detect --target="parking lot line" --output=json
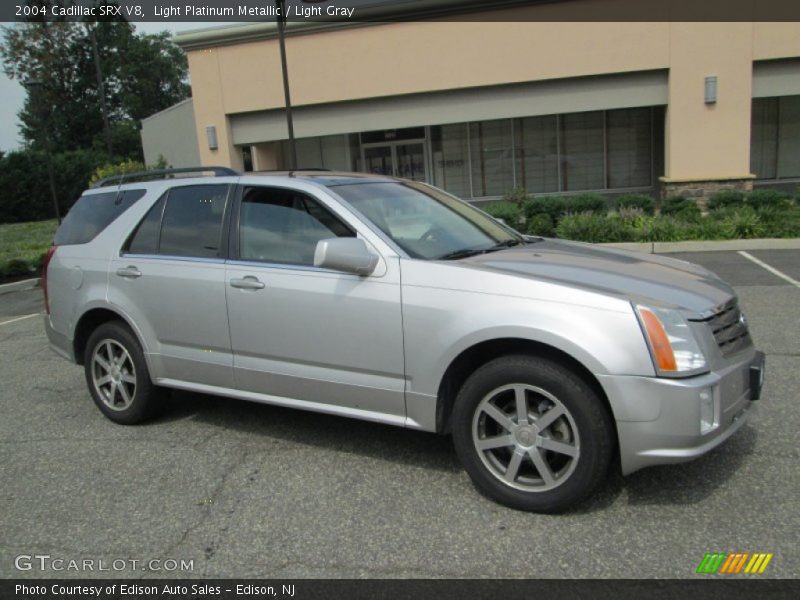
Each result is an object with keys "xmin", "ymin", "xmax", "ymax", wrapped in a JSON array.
[
  {"xmin": 738, "ymin": 251, "xmax": 800, "ymax": 288},
  {"xmin": 0, "ymin": 313, "xmax": 39, "ymax": 327}
]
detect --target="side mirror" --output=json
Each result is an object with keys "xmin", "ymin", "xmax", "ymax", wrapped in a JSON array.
[{"xmin": 313, "ymin": 238, "xmax": 379, "ymax": 276}]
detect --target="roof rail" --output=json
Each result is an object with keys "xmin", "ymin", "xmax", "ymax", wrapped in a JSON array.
[{"xmin": 91, "ymin": 166, "xmax": 240, "ymax": 188}]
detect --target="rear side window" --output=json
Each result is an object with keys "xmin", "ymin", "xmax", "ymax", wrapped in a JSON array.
[
  {"xmin": 124, "ymin": 185, "xmax": 229, "ymax": 258},
  {"xmin": 53, "ymin": 189, "xmax": 146, "ymax": 246}
]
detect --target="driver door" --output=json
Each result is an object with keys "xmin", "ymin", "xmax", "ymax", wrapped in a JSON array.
[{"xmin": 224, "ymin": 185, "xmax": 406, "ymax": 422}]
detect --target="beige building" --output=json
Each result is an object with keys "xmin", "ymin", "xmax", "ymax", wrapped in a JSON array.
[{"xmin": 145, "ymin": 1, "xmax": 800, "ymax": 201}]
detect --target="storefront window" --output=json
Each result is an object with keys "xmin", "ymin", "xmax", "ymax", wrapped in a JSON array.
[
  {"xmin": 560, "ymin": 111, "xmax": 605, "ymax": 191},
  {"xmin": 777, "ymin": 96, "xmax": 800, "ymax": 178},
  {"xmin": 514, "ymin": 115, "xmax": 559, "ymax": 193},
  {"xmin": 282, "ymin": 107, "xmax": 662, "ymax": 198},
  {"xmin": 751, "ymin": 95, "xmax": 800, "ymax": 179},
  {"xmin": 607, "ymin": 108, "xmax": 652, "ymax": 188},
  {"xmin": 431, "ymin": 123, "xmax": 470, "ymax": 198},
  {"xmin": 470, "ymin": 120, "xmax": 514, "ymax": 197}
]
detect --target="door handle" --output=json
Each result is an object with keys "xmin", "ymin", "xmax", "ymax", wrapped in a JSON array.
[
  {"xmin": 230, "ymin": 276, "xmax": 265, "ymax": 290},
  {"xmin": 116, "ymin": 266, "xmax": 141, "ymax": 279}
]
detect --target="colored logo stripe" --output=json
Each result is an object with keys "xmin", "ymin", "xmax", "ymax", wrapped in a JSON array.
[
  {"xmin": 744, "ymin": 553, "xmax": 774, "ymax": 574},
  {"xmin": 697, "ymin": 553, "xmax": 726, "ymax": 574},
  {"xmin": 697, "ymin": 552, "xmax": 773, "ymax": 574}
]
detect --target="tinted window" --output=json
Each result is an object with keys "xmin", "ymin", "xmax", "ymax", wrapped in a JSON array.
[
  {"xmin": 239, "ymin": 187, "xmax": 354, "ymax": 266},
  {"xmin": 158, "ymin": 185, "xmax": 228, "ymax": 258},
  {"xmin": 125, "ymin": 195, "xmax": 166, "ymax": 255},
  {"xmin": 54, "ymin": 189, "xmax": 146, "ymax": 246}
]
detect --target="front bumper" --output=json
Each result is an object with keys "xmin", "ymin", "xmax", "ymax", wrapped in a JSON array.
[{"xmin": 598, "ymin": 349, "xmax": 765, "ymax": 475}]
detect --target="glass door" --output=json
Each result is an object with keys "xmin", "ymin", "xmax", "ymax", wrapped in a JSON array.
[
  {"xmin": 363, "ymin": 145, "xmax": 394, "ymax": 176},
  {"xmin": 395, "ymin": 142, "xmax": 426, "ymax": 181},
  {"xmin": 361, "ymin": 141, "xmax": 428, "ymax": 181}
]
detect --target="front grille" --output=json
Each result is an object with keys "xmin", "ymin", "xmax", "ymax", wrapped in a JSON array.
[{"xmin": 702, "ymin": 298, "xmax": 751, "ymax": 357}]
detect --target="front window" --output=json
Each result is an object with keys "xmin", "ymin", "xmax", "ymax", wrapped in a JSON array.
[{"xmin": 330, "ymin": 181, "xmax": 523, "ymax": 260}]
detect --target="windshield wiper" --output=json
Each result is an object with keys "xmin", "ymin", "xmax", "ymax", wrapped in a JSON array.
[
  {"xmin": 436, "ymin": 247, "xmax": 489, "ymax": 260},
  {"xmin": 436, "ymin": 239, "xmax": 524, "ymax": 261},
  {"xmin": 488, "ymin": 239, "xmax": 524, "ymax": 250}
]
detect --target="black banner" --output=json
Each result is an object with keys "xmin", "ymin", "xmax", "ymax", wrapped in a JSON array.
[
  {"xmin": 2, "ymin": 579, "xmax": 799, "ymax": 600},
  {"xmin": 4, "ymin": 0, "xmax": 800, "ymax": 23}
]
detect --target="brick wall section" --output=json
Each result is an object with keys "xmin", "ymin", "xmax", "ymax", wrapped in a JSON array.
[{"xmin": 661, "ymin": 178, "xmax": 755, "ymax": 210}]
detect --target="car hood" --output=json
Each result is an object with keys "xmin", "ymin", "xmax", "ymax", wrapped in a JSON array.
[{"xmin": 460, "ymin": 239, "xmax": 734, "ymax": 314}]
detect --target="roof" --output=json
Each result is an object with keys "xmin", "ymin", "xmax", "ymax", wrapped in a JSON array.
[{"xmin": 244, "ymin": 170, "xmax": 397, "ymax": 186}]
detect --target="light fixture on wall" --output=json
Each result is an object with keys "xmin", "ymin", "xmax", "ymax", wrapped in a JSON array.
[
  {"xmin": 704, "ymin": 76, "xmax": 718, "ymax": 104},
  {"xmin": 206, "ymin": 126, "xmax": 218, "ymax": 150}
]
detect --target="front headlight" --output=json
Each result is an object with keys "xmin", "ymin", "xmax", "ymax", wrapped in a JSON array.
[{"xmin": 634, "ymin": 304, "xmax": 708, "ymax": 377}]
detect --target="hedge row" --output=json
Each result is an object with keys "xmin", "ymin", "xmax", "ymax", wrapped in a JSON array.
[{"xmin": 481, "ymin": 189, "xmax": 800, "ymax": 242}]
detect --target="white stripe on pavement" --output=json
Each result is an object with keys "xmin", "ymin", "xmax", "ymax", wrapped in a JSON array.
[
  {"xmin": 738, "ymin": 251, "xmax": 800, "ymax": 288},
  {"xmin": 0, "ymin": 313, "xmax": 40, "ymax": 327}
]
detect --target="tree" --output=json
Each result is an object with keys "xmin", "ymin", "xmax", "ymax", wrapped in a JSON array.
[{"xmin": 1, "ymin": 4, "xmax": 190, "ymax": 160}]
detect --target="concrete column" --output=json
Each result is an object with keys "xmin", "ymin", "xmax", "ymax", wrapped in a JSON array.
[
  {"xmin": 188, "ymin": 49, "xmax": 244, "ymax": 170},
  {"xmin": 662, "ymin": 23, "xmax": 755, "ymax": 202}
]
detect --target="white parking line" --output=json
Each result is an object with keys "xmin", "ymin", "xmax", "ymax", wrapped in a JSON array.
[
  {"xmin": 0, "ymin": 313, "xmax": 40, "ymax": 327},
  {"xmin": 738, "ymin": 251, "xmax": 800, "ymax": 288}
]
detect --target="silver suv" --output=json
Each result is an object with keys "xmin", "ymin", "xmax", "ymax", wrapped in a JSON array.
[{"xmin": 44, "ymin": 169, "xmax": 765, "ymax": 512}]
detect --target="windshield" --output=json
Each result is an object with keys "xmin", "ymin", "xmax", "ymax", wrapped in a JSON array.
[{"xmin": 330, "ymin": 181, "xmax": 523, "ymax": 259}]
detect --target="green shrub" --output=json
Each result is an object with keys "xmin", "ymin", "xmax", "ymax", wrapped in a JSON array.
[
  {"xmin": 615, "ymin": 194, "xmax": 655, "ymax": 215},
  {"xmin": 524, "ymin": 193, "xmax": 608, "ymax": 224},
  {"xmin": 707, "ymin": 190, "xmax": 746, "ymax": 210},
  {"xmin": 641, "ymin": 216, "xmax": 693, "ymax": 242},
  {"xmin": 688, "ymin": 218, "xmax": 732, "ymax": 240},
  {"xmin": 89, "ymin": 159, "xmax": 147, "ymax": 187},
  {"xmin": 502, "ymin": 186, "xmax": 529, "ymax": 207},
  {"xmin": 660, "ymin": 196, "xmax": 702, "ymax": 222},
  {"xmin": 758, "ymin": 207, "xmax": 800, "ymax": 238},
  {"xmin": 482, "ymin": 201, "xmax": 522, "ymax": 227},
  {"xmin": 746, "ymin": 189, "xmax": 794, "ymax": 211},
  {"xmin": 718, "ymin": 206, "xmax": 765, "ymax": 239},
  {"xmin": 524, "ymin": 196, "xmax": 566, "ymax": 222},
  {"xmin": 526, "ymin": 213, "xmax": 555, "ymax": 237},
  {"xmin": 562, "ymin": 193, "xmax": 608, "ymax": 215},
  {"xmin": 616, "ymin": 207, "xmax": 650, "ymax": 229},
  {"xmin": 556, "ymin": 213, "xmax": 638, "ymax": 243},
  {"xmin": 0, "ymin": 148, "xmax": 107, "ymax": 223}
]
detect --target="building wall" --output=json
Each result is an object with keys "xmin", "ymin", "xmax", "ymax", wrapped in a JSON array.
[
  {"xmin": 140, "ymin": 98, "xmax": 201, "ymax": 168},
  {"xmin": 176, "ymin": 2, "xmax": 800, "ymax": 196}
]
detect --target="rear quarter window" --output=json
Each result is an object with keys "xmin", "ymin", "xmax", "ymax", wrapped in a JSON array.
[{"xmin": 53, "ymin": 189, "xmax": 146, "ymax": 246}]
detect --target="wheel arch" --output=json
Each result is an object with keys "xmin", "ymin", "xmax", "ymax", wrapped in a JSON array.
[
  {"xmin": 435, "ymin": 337, "xmax": 618, "ymax": 444},
  {"xmin": 72, "ymin": 305, "xmax": 148, "ymax": 368}
]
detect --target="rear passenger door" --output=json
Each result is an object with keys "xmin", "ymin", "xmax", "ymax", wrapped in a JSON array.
[{"xmin": 108, "ymin": 184, "xmax": 235, "ymax": 389}]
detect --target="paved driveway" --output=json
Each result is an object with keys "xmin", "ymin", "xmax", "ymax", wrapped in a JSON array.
[{"xmin": 0, "ymin": 250, "xmax": 797, "ymax": 579}]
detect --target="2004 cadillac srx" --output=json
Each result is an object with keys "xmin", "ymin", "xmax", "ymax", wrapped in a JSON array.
[{"xmin": 43, "ymin": 168, "xmax": 765, "ymax": 512}]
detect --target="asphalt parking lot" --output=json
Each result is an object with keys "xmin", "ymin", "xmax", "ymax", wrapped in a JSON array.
[{"xmin": 0, "ymin": 249, "xmax": 798, "ymax": 579}]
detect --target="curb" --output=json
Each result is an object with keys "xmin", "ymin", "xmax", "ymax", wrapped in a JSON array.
[
  {"xmin": 599, "ymin": 238, "xmax": 800, "ymax": 254},
  {"xmin": 0, "ymin": 278, "xmax": 40, "ymax": 296}
]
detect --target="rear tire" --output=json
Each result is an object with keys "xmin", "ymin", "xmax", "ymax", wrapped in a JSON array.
[
  {"xmin": 84, "ymin": 321, "xmax": 163, "ymax": 424},
  {"xmin": 452, "ymin": 354, "xmax": 613, "ymax": 512}
]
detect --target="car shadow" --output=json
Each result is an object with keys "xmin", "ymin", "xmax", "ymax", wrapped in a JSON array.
[
  {"xmin": 159, "ymin": 390, "xmax": 757, "ymax": 511},
  {"xmin": 161, "ymin": 389, "xmax": 463, "ymax": 474}
]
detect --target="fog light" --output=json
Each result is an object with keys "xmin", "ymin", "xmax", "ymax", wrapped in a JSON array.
[{"xmin": 699, "ymin": 388, "xmax": 718, "ymax": 434}]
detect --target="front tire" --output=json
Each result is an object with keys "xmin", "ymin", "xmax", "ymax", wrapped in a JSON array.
[
  {"xmin": 84, "ymin": 321, "xmax": 162, "ymax": 424},
  {"xmin": 452, "ymin": 355, "xmax": 613, "ymax": 512}
]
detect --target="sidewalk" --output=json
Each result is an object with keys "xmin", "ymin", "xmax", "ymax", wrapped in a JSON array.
[{"xmin": 599, "ymin": 238, "xmax": 800, "ymax": 254}]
